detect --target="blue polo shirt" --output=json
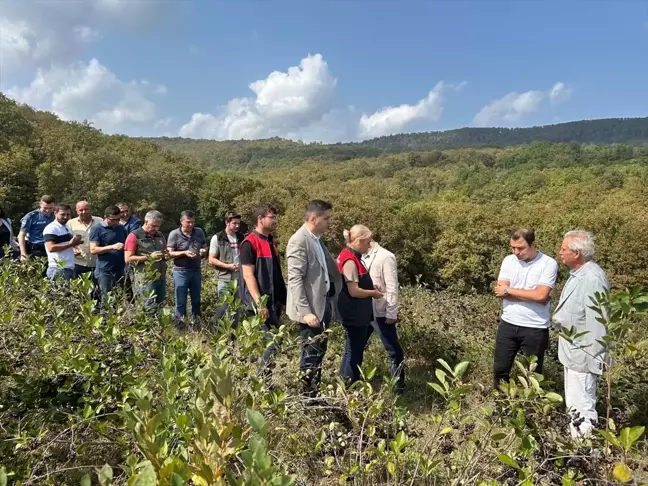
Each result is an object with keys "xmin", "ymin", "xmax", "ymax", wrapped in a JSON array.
[
  {"xmin": 89, "ymin": 223, "xmax": 127, "ymax": 274},
  {"xmin": 20, "ymin": 209, "xmax": 54, "ymax": 245},
  {"xmin": 121, "ymin": 215, "xmax": 141, "ymax": 235}
]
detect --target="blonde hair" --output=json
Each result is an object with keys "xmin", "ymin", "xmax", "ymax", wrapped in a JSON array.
[{"xmin": 343, "ymin": 224, "xmax": 372, "ymax": 244}]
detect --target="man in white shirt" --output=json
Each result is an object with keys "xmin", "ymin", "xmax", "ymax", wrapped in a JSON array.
[
  {"xmin": 43, "ymin": 204, "xmax": 83, "ymax": 281},
  {"xmin": 493, "ymin": 228, "xmax": 558, "ymax": 388}
]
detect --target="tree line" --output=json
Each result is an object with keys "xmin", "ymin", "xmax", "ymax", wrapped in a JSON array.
[{"xmin": 2, "ymin": 93, "xmax": 648, "ymax": 292}]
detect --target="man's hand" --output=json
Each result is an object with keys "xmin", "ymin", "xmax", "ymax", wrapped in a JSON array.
[
  {"xmin": 112, "ymin": 242, "xmax": 124, "ymax": 251},
  {"xmin": 73, "ymin": 246, "xmax": 82, "ymax": 256},
  {"xmin": 372, "ymin": 290, "xmax": 384, "ymax": 300},
  {"xmin": 71, "ymin": 235, "xmax": 83, "ymax": 246},
  {"xmin": 20, "ymin": 254, "xmax": 28, "ymax": 262},
  {"xmin": 150, "ymin": 251, "xmax": 164, "ymax": 261},
  {"xmin": 494, "ymin": 282, "xmax": 509, "ymax": 298},
  {"xmin": 385, "ymin": 318, "xmax": 397, "ymax": 324},
  {"xmin": 259, "ymin": 307, "xmax": 269, "ymax": 321},
  {"xmin": 163, "ymin": 249, "xmax": 171, "ymax": 260},
  {"xmin": 303, "ymin": 313, "xmax": 320, "ymax": 328},
  {"xmin": 228, "ymin": 263, "xmax": 240, "ymax": 272},
  {"xmin": 199, "ymin": 248, "xmax": 207, "ymax": 258},
  {"xmin": 186, "ymin": 250, "xmax": 198, "ymax": 259}
]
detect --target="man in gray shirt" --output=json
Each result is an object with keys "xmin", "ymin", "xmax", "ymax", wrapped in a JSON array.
[
  {"xmin": 167, "ymin": 210, "xmax": 207, "ymax": 324},
  {"xmin": 553, "ymin": 230, "xmax": 609, "ymax": 438}
]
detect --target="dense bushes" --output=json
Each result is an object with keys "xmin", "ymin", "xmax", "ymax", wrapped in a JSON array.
[{"xmin": 1, "ymin": 259, "xmax": 647, "ymax": 485}]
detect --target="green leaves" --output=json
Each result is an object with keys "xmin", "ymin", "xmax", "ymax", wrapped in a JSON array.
[
  {"xmin": 247, "ymin": 409, "xmax": 268, "ymax": 438},
  {"xmin": 497, "ymin": 454, "xmax": 520, "ymax": 470},
  {"xmin": 612, "ymin": 463, "xmax": 632, "ymax": 483}
]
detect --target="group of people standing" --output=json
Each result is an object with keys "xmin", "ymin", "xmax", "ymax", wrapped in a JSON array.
[
  {"xmin": 5, "ymin": 195, "xmax": 612, "ymax": 438},
  {"xmin": 9, "ymin": 196, "xmax": 406, "ymax": 395}
]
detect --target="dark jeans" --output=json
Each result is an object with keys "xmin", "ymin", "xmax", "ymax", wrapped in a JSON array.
[
  {"xmin": 366, "ymin": 317, "xmax": 406, "ymax": 392},
  {"xmin": 75, "ymin": 264, "xmax": 100, "ymax": 300},
  {"xmin": 255, "ymin": 301, "xmax": 283, "ymax": 378},
  {"xmin": 96, "ymin": 270, "xmax": 124, "ymax": 303},
  {"xmin": 299, "ymin": 301, "xmax": 332, "ymax": 396},
  {"xmin": 340, "ymin": 324, "xmax": 370, "ymax": 385},
  {"xmin": 173, "ymin": 269, "xmax": 202, "ymax": 321},
  {"xmin": 493, "ymin": 320, "xmax": 549, "ymax": 388}
]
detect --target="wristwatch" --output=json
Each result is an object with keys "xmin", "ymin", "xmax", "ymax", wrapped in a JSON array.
[{"xmin": 504, "ymin": 286, "xmax": 510, "ymax": 296}]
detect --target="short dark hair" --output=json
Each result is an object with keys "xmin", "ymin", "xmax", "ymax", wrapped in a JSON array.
[
  {"xmin": 180, "ymin": 210, "xmax": 195, "ymax": 220},
  {"xmin": 104, "ymin": 205, "xmax": 121, "ymax": 218},
  {"xmin": 40, "ymin": 195, "xmax": 55, "ymax": 205},
  {"xmin": 56, "ymin": 203, "xmax": 72, "ymax": 213},
  {"xmin": 304, "ymin": 200, "xmax": 332, "ymax": 219},
  {"xmin": 252, "ymin": 203, "xmax": 277, "ymax": 223},
  {"xmin": 116, "ymin": 202, "xmax": 128, "ymax": 208},
  {"xmin": 225, "ymin": 211, "xmax": 241, "ymax": 223},
  {"xmin": 510, "ymin": 228, "xmax": 535, "ymax": 246}
]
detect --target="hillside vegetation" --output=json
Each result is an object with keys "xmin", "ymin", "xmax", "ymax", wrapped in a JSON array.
[
  {"xmin": 3, "ymin": 94, "xmax": 648, "ymax": 291},
  {"xmin": 141, "ymin": 117, "xmax": 648, "ymax": 169},
  {"xmin": 1, "ymin": 94, "xmax": 648, "ymax": 485}
]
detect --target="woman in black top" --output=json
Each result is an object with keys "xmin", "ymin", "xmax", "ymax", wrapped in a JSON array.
[{"xmin": 336, "ymin": 225, "xmax": 383, "ymax": 384}]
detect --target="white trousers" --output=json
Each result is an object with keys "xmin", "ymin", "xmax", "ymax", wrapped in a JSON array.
[{"xmin": 564, "ymin": 367, "xmax": 598, "ymax": 438}]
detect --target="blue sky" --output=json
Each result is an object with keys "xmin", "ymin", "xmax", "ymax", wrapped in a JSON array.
[{"xmin": 1, "ymin": 0, "xmax": 647, "ymax": 141}]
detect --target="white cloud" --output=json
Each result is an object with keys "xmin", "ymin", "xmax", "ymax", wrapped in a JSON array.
[
  {"xmin": 179, "ymin": 54, "xmax": 338, "ymax": 140},
  {"xmin": 358, "ymin": 82, "xmax": 446, "ymax": 139},
  {"xmin": 7, "ymin": 59, "xmax": 163, "ymax": 135},
  {"xmin": 0, "ymin": 0, "xmax": 174, "ymax": 76},
  {"xmin": 473, "ymin": 82, "xmax": 571, "ymax": 127},
  {"xmin": 549, "ymin": 81, "xmax": 571, "ymax": 104}
]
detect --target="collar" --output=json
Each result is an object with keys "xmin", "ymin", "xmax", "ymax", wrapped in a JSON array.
[
  {"xmin": 305, "ymin": 225, "xmax": 321, "ymax": 240},
  {"xmin": 253, "ymin": 229, "xmax": 273, "ymax": 242},
  {"xmin": 76, "ymin": 217, "xmax": 95, "ymax": 225},
  {"xmin": 569, "ymin": 260, "xmax": 592, "ymax": 278},
  {"xmin": 180, "ymin": 227, "xmax": 195, "ymax": 237}
]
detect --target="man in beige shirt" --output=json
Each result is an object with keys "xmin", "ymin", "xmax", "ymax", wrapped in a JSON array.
[
  {"xmin": 68, "ymin": 201, "xmax": 103, "ymax": 286},
  {"xmin": 362, "ymin": 239, "xmax": 405, "ymax": 393}
]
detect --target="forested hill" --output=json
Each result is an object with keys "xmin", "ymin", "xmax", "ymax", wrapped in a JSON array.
[{"xmin": 142, "ymin": 117, "xmax": 648, "ymax": 168}]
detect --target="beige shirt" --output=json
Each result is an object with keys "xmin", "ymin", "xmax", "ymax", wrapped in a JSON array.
[{"xmin": 68, "ymin": 216, "xmax": 103, "ymax": 267}]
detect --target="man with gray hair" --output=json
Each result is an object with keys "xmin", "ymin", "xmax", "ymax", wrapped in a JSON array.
[
  {"xmin": 553, "ymin": 230, "xmax": 609, "ymax": 438},
  {"xmin": 124, "ymin": 210, "xmax": 169, "ymax": 314}
]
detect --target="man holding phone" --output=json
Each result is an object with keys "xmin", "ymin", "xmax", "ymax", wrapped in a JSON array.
[
  {"xmin": 209, "ymin": 211, "xmax": 245, "ymax": 323},
  {"xmin": 167, "ymin": 210, "xmax": 207, "ymax": 324},
  {"xmin": 43, "ymin": 204, "xmax": 83, "ymax": 281},
  {"xmin": 124, "ymin": 210, "xmax": 169, "ymax": 314}
]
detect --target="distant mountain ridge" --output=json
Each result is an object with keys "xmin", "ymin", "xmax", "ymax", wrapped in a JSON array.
[{"xmin": 142, "ymin": 117, "xmax": 648, "ymax": 168}]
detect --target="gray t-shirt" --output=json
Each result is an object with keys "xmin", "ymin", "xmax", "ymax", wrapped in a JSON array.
[{"xmin": 167, "ymin": 227, "xmax": 206, "ymax": 270}]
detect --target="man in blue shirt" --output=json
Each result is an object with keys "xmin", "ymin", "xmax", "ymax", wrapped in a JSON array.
[
  {"xmin": 116, "ymin": 202, "xmax": 142, "ymax": 302},
  {"xmin": 18, "ymin": 195, "xmax": 56, "ymax": 260},
  {"xmin": 89, "ymin": 206, "xmax": 128, "ymax": 302}
]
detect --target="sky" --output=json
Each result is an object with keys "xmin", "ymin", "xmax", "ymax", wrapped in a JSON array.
[{"xmin": 1, "ymin": 0, "xmax": 647, "ymax": 142}]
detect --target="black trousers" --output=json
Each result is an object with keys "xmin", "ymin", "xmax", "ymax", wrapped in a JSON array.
[
  {"xmin": 28, "ymin": 243, "xmax": 47, "ymax": 258},
  {"xmin": 298, "ymin": 301, "xmax": 332, "ymax": 396},
  {"xmin": 493, "ymin": 320, "xmax": 549, "ymax": 388}
]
